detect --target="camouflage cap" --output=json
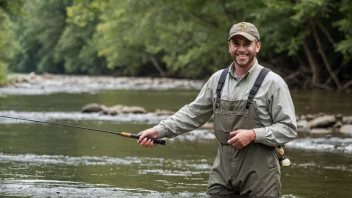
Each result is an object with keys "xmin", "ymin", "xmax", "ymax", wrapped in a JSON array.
[{"xmin": 228, "ymin": 22, "xmax": 260, "ymax": 42}]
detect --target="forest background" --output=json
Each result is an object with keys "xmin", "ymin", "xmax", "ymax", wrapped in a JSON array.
[{"xmin": 1, "ymin": 0, "xmax": 352, "ymax": 92}]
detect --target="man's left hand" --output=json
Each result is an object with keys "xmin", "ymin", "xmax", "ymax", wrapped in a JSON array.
[{"xmin": 228, "ymin": 129, "xmax": 256, "ymax": 149}]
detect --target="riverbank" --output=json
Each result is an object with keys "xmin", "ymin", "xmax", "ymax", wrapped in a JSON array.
[{"xmin": 0, "ymin": 73, "xmax": 204, "ymax": 95}]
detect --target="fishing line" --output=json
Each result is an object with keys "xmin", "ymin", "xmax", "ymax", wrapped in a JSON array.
[{"xmin": 0, "ymin": 115, "xmax": 165, "ymax": 145}]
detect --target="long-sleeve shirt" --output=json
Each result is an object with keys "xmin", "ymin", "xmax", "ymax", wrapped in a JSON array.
[{"xmin": 154, "ymin": 59, "xmax": 297, "ymax": 146}]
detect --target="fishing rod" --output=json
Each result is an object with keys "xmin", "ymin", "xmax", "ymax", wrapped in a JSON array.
[{"xmin": 0, "ymin": 115, "xmax": 165, "ymax": 145}]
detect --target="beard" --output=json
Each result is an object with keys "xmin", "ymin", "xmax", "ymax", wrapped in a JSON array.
[{"xmin": 231, "ymin": 52, "xmax": 256, "ymax": 68}]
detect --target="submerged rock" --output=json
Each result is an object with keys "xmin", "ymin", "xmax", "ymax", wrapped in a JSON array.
[
  {"xmin": 102, "ymin": 105, "xmax": 124, "ymax": 115},
  {"xmin": 343, "ymin": 116, "xmax": 352, "ymax": 124},
  {"xmin": 308, "ymin": 115, "xmax": 335, "ymax": 128},
  {"xmin": 121, "ymin": 106, "xmax": 146, "ymax": 114},
  {"xmin": 154, "ymin": 109, "xmax": 174, "ymax": 116},
  {"xmin": 310, "ymin": 128, "xmax": 332, "ymax": 134},
  {"xmin": 340, "ymin": 124, "xmax": 352, "ymax": 135},
  {"xmin": 81, "ymin": 103, "xmax": 105, "ymax": 113}
]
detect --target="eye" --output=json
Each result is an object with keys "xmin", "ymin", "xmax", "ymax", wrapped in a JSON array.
[
  {"xmin": 244, "ymin": 41, "xmax": 252, "ymax": 46},
  {"xmin": 232, "ymin": 41, "xmax": 240, "ymax": 46}
]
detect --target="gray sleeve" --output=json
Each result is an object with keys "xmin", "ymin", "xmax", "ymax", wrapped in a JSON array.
[
  {"xmin": 254, "ymin": 85, "xmax": 297, "ymax": 146},
  {"xmin": 154, "ymin": 80, "xmax": 214, "ymax": 139}
]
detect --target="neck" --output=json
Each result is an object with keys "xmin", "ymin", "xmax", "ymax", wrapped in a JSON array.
[{"xmin": 234, "ymin": 61, "xmax": 255, "ymax": 76}]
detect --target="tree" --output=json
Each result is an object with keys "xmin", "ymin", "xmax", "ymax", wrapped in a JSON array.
[
  {"xmin": 0, "ymin": 0, "xmax": 22, "ymax": 84},
  {"xmin": 11, "ymin": 0, "xmax": 70, "ymax": 73}
]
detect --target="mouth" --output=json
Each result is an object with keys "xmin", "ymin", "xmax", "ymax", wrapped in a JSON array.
[{"xmin": 237, "ymin": 54, "xmax": 248, "ymax": 57}]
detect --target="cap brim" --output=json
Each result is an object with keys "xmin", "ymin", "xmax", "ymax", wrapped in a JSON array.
[{"xmin": 228, "ymin": 32, "xmax": 256, "ymax": 41}]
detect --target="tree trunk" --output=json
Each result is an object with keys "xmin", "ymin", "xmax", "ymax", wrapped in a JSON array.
[
  {"xmin": 310, "ymin": 21, "xmax": 342, "ymax": 90},
  {"xmin": 151, "ymin": 56, "xmax": 167, "ymax": 77},
  {"xmin": 303, "ymin": 40, "xmax": 320, "ymax": 86}
]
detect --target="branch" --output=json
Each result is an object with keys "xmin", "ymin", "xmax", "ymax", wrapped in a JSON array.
[
  {"xmin": 151, "ymin": 56, "xmax": 167, "ymax": 77},
  {"xmin": 284, "ymin": 70, "xmax": 301, "ymax": 82},
  {"xmin": 303, "ymin": 40, "xmax": 319, "ymax": 85},
  {"xmin": 310, "ymin": 20, "xmax": 342, "ymax": 90},
  {"xmin": 313, "ymin": 83, "xmax": 332, "ymax": 91},
  {"xmin": 341, "ymin": 79, "xmax": 352, "ymax": 91},
  {"xmin": 317, "ymin": 21, "xmax": 336, "ymax": 46},
  {"xmin": 324, "ymin": 65, "xmax": 343, "ymax": 85}
]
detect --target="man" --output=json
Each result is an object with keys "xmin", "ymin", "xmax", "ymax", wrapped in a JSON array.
[{"xmin": 138, "ymin": 22, "xmax": 297, "ymax": 196}]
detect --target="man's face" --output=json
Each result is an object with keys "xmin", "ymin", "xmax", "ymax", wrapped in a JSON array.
[{"xmin": 228, "ymin": 35, "xmax": 261, "ymax": 68}]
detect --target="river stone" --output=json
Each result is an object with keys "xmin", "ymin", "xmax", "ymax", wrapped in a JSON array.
[
  {"xmin": 298, "ymin": 127, "xmax": 311, "ymax": 133},
  {"xmin": 102, "ymin": 105, "xmax": 125, "ymax": 115},
  {"xmin": 297, "ymin": 119, "xmax": 309, "ymax": 129},
  {"xmin": 308, "ymin": 115, "xmax": 335, "ymax": 128},
  {"xmin": 81, "ymin": 103, "xmax": 104, "ymax": 113},
  {"xmin": 340, "ymin": 124, "xmax": 352, "ymax": 135},
  {"xmin": 310, "ymin": 128, "xmax": 332, "ymax": 134},
  {"xmin": 201, "ymin": 122, "xmax": 213, "ymax": 129},
  {"xmin": 154, "ymin": 109, "xmax": 174, "ymax": 116},
  {"xmin": 121, "ymin": 106, "xmax": 147, "ymax": 114},
  {"xmin": 343, "ymin": 116, "xmax": 352, "ymax": 124}
]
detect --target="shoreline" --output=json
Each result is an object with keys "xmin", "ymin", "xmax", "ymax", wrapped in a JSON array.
[{"xmin": 0, "ymin": 73, "xmax": 205, "ymax": 96}]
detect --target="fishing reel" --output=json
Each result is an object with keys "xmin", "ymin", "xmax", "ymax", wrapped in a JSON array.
[{"xmin": 275, "ymin": 146, "xmax": 290, "ymax": 167}]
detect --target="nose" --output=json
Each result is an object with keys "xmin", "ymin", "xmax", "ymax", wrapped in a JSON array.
[{"xmin": 238, "ymin": 44, "xmax": 246, "ymax": 52}]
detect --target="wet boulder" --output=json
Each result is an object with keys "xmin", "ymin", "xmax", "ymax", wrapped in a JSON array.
[
  {"xmin": 343, "ymin": 116, "xmax": 352, "ymax": 124},
  {"xmin": 102, "ymin": 105, "xmax": 125, "ymax": 115},
  {"xmin": 154, "ymin": 109, "xmax": 174, "ymax": 116},
  {"xmin": 297, "ymin": 119, "xmax": 309, "ymax": 129},
  {"xmin": 121, "ymin": 106, "xmax": 147, "ymax": 114},
  {"xmin": 308, "ymin": 115, "xmax": 335, "ymax": 128},
  {"xmin": 81, "ymin": 103, "xmax": 104, "ymax": 113},
  {"xmin": 340, "ymin": 124, "xmax": 352, "ymax": 135},
  {"xmin": 297, "ymin": 119, "xmax": 310, "ymax": 133},
  {"xmin": 310, "ymin": 128, "xmax": 332, "ymax": 134}
]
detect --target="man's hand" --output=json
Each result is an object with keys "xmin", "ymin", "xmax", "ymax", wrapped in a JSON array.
[
  {"xmin": 138, "ymin": 128, "xmax": 159, "ymax": 147},
  {"xmin": 227, "ymin": 129, "xmax": 256, "ymax": 149}
]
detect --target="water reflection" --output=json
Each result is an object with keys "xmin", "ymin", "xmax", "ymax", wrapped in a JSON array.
[{"xmin": 0, "ymin": 86, "xmax": 352, "ymax": 197}]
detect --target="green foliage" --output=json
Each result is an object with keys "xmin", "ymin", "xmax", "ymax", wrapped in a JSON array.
[
  {"xmin": 3, "ymin": 0, "xmax": 352, "ymax": 90},
  {"xmin": 0, "ymin": 0, "xmax": 22, "ymax": 84},
  {"xmin": 335, "ymin": 0, "xmax": 352, "ymax": 62},
  {"xmin": 11, "ymin": 0, "xmax": 70, "ymax": 73}
]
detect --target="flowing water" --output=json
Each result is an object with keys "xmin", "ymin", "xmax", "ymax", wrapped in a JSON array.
[{"xmin": 0, "ymin": 82, "xmax": 352, "ymax": 197}]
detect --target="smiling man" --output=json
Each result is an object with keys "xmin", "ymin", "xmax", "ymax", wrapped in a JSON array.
[{"xmin": 138, "ymin": 22, "xmax": 297, "ymax": 196}]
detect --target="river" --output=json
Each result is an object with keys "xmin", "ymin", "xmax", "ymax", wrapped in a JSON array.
[{"xmin": 0, "ymin": 75, "xmax": 351, "ymax": 198}]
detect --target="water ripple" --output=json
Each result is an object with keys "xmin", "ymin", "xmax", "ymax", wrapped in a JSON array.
[
  {"xmin": 286, "ymin": 137, "xmax": 352, "ymax": 153},
  {"xmin": 0, "ymin": 111, "xmax": 168, "ymax": 124},
  {"xmin": 1, "ymin": 74, "xmax": 204, "ymax": 96}
]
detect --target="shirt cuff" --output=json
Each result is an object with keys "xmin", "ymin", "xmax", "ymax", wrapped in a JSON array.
[
  {"xmin": 153, "ymin": 124, "xmax": 167, "ymax": 139},
  {"xmin": 253, "ymin": 127, "xmax": 266, "ymax": 143}
]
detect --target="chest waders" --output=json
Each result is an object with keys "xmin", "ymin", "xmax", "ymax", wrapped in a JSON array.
[{"xmin": 206, "ymin": 67, "xmax": 281, "ymax": 196}]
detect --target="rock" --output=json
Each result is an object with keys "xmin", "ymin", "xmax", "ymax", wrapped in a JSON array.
[
  {"xmin": 121, "ymin": 106, "xmax": 147, "ymax": 114},
  {"xmin": 310, "ymin": 128, "xmax": 332, "ymax": 134},
  {"xmin": 42, "ymin": 72, "xmax": 53, "ymax": 79},
  {"xmin": 343, "ymin": 116, "xmax": 352, "ymax": 124},
  {"xmin": 297, "ymin": 119, "xmax": 309, "ymax": 129},
  {"xmin": 81, "ymin": 103, "xmax": 104, "ymax": 113},
  {"xmin": 201, "ymin": 122, "xmax": 213, "ymax": 129},
  {"xmin": 154, "ymin": 109, "xmax": 174, "ymax": 116},
  {"xmin": 306, "ymin": 114, "xmax": 316, "ymax": 121},
  {"xmin": 308, "ymin": 115, "xmax": 335, "ymax": 128},
  {"xmin": 298, "ymin": 127, "xmax": 311, "ymax": 133},
  {"xmin": 340, "ymin": 124, "xmax": 352, "ymax": 135},
  {"xmin": 102, "ymin": 105, "xmax": 124, "ymax": 115}
]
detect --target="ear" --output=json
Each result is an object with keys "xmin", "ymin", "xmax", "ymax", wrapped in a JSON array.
[
  {"xmin": 255, "ymin": 42, "xmax": 261, "ymax": 53},
  {"xmin": 228, "ymin": 41, "xmax": 231, "ymax": 52}
]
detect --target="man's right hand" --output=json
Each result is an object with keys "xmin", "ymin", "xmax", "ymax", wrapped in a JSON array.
[{"xmin": 138, "ymin": 128, "xmax": 159, "ymax": 147}]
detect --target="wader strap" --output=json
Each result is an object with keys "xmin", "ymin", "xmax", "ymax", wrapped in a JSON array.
[
  {"xmin": 216, "ymin": 67, "xmax": 229, "ymax": 108},
  {"xmin": 246, "ymin": 68, "xmax": 271, "ymax": 109}
]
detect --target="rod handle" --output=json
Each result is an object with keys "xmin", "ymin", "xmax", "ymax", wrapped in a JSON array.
[{"xmin": 123, "ymin": 132, "xmax": 166, "ymax": 145}]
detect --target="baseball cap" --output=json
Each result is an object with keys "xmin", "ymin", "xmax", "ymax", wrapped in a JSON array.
[{"xmin": 228, "ymin": 22, "xmax": 260, "ymax": 42}]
